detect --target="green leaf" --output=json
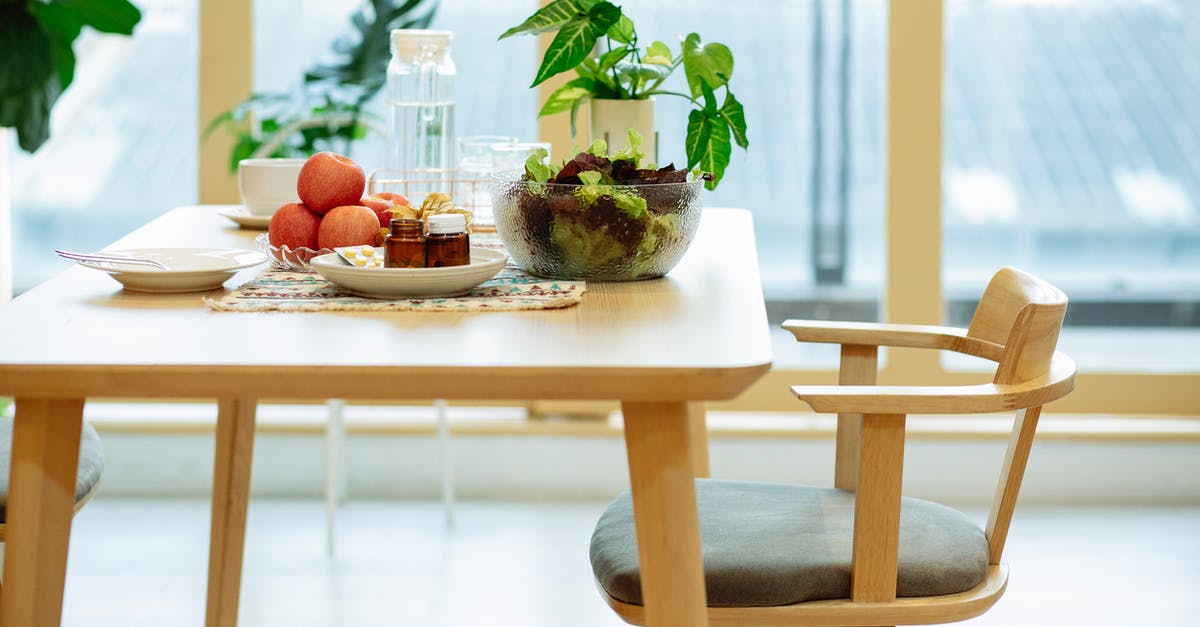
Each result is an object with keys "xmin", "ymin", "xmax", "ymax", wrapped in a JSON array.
[
  {"xmin": 686, "ymin": 106, "xmax": 732, "ymax": 191},
  {"xmin": 0, "ymin": 7, "xmax": 60, "ymax": 152},
  {"xmin": 60, "ymin": 0, "xmax": 140, "ymax": 35},
  {"xmin": 606, "ymin": 14, "xmax": 635, "ymax": 44},
  {"xmin": 585, "ymin": 137, "xmax": 607, "ymax": 157},
  {"xmin": 498, "ymin": 0, "xmax": 599, "ymax": 39},
  {"xmin": 11, "ymin": 79, "xmax": 59, "ymax": 153},
  {"xmin": 201, "ymin": 109, "xmax": 235, "ymax": 140},
  {"xmin": 530, "ymin": 3, "xmax": 621, "ymax": 88},
  {"xmin": 28, "ymin": 2, "xmax": 83, "ymax": 89},
  {"xmin": 579, "ymin": 56, "xmax": 619, "ymax": 96},
  {"xmin": 305, "ymin": 0, "xmax": 437, "ymax": 99},
  {"xmin": 539, "ymin": 77, "xmax": 595, "ymax": 117},
  {"xmin": 644, "ymin": 41, "xmax": 673, "ymax": 66},
  {"xmin": 681, "ymin": 33, "xmax": 733, "ymax": 98},
  {"xmin": 525, "ymin": 148, "xmax": 554, "ymax": 183},
  {"xmin": 596, "ymin": 46, "xmax": 631, "ymax": 73},
  {"xmin": 611, "ymin": 128, "xmax": 644, "ymax": 165},
  {"xmin": 720, "ymin": 91, "xmax": 748, "ymax": 149},
  {"xmin": 615, "ymin": 61, "xmax": 671, "ymax": 83},
  {"xmin": 229, "ymin": 135, "xmax": 260, "ymax": 173},
  {"xmin": 0, "ymin": 7, "xmax": 54, "ymax": 96},
  {"xmin": 578, "ymin": 170, "xmax": 603, "ymax": 186}
]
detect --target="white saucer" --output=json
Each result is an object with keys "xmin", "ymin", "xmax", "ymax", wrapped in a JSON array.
[
  {"xmin": 77, "ymin": 248, "xmax": 269, "ymax": 293},
  {"xmin": 218, "ymin": 206, "xmax": 272, "ymax": 229},
  {"xmin": 310, "ymin": 247, "xmax": 507, "ymax": 298}
]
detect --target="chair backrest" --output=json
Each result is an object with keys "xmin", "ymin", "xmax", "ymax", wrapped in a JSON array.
[
  {"xmin": 967, "ymin": 267, "xmax": 1069, "ymax": 564},
  {"xmin": 966, "ymin": 266, "xmax": 1068, "ymax": 386}
]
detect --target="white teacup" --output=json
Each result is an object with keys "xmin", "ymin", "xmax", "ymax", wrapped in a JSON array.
[{"xmin": 238, "ymin": 158, "xmax": 305, "ymax": 216}]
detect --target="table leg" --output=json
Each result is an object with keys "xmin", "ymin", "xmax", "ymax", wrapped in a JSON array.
[
  {"xmin": 1, "ymin": 397, "xmax": 85, "ymax": 627},
  {"xmin": 205, "ymin": 398, "xmax": 257, "ymax": 627},
  {"xmin": 621, "ymin": 401, "xmax": 708, "ymax": 627}
]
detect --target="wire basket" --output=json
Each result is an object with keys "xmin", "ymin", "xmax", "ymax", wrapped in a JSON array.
[{"xmin": 367, "ymin": 168, "xmax": 495, "ymax": 230}]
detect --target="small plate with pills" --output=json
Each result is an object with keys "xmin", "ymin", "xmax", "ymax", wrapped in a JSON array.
[{"xmin": 310, "ymin": 247, "xmax": 507, "ymax": 299}]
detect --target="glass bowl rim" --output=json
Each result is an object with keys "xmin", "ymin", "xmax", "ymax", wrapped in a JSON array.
[{"xmin": 489, "ymin": 168, "xmax": 705, "ymax": 191}]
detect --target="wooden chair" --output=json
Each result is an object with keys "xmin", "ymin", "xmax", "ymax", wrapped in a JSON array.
[
  {"xmin": 590, "ymin": 266, "xmax": 1076, "ymax": 626},
  {"xmin": 0, "ymin": 418, "xmax": 104, "ymax": 594}
]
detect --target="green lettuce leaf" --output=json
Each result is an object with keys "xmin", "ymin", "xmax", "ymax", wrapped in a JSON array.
[
  {"xmin": 611, "ymin": 189, "xmax": 648, "ymax": 220},
  {"xmin": 550, "ymin": 215, "xmax": 629, "ymax": 269},
  {"xmin": 524, "ymin": 148, "xmax": 555, "ymax": 183},
  {"xmin": 611, "ymin": 128, "xmax": 645, "ymax": 167}
]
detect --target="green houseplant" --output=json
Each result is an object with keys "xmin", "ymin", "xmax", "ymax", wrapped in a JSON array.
[
  {"xmin": 499, "ymin": 0, "xmax": 747, "ymax": 190},
  {"xmin": 0, "ymin": 0, "xmax": 142, "ymax": 152},
  {"xmin": 205, "ymin": 0, "xmax": 438, "ymax": 173}
]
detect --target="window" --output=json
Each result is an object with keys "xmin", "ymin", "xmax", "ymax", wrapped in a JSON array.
[
  {"xmin": 627, "ymin": 1, "xmax": 888, "ymax": 367},
  {"xmin": 942, "ymin": 0, "xmax": 1200, "ymax": 372},
  {"xmin": 251, "ymin": 0, "xmax": 538, "ymax": 170},
  {"xmin": 8, "ymin": 0, "xmax": 198, "ymax": 294}
]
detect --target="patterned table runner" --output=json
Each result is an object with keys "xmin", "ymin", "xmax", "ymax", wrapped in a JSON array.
[{"xmin": 206, "ymin": 265, "xmax": 585, "ymax": 312}]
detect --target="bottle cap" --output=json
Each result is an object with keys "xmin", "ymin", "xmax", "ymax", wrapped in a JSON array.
[
  {"xmin": 390, "ymin": 29, "xmax": 452, "ymax": 61},
  {"xmin": 426, "ymin": 213, "xmax": 467, "ymax": 235}
]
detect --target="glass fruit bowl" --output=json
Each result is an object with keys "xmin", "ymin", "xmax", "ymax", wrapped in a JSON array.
[
  {"xmin": 255, "ymin": 233, "xmax": 333, "ymax": 272},
  {"xmin": 489, "ymin": 171, "xmax": 703, "ymax": 281}
]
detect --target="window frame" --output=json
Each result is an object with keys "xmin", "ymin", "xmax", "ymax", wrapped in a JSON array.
[{"xmin": 197, "ymin": 0, "xmax": 1199, "ymax": 416}]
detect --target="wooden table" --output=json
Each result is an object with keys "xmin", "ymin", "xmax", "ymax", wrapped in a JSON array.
[{"xmin": 0, "ymin": 205, "xmax": 772, "ymax": 627}]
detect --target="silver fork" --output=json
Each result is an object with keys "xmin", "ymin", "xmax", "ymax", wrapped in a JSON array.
[{"xmin": 55, "ymin": 249, "xmax": 170, "ymax": 270}]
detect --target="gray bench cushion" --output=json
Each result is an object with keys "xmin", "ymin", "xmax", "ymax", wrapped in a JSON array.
[
  {"xmin": 590, "ymin": 479, "xmax": 989, "ymax": 607},
  {"xmin": 0, "ymin": 419, "xmax": 105, "ymax": 522}
]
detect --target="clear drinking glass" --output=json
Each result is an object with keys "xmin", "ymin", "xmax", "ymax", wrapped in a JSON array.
[
  {"xmin": 490, "ymin": 141, "xmax": 552, "ymax": 171},
  {"xmin": 457, "ymin": 135, "xmax": 518, "ymax": 227}
]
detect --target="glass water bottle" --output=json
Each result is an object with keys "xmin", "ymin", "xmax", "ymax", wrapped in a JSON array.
[{"xmin": 387, "ymin": 29, "xmax": 456, "ymax": 202}]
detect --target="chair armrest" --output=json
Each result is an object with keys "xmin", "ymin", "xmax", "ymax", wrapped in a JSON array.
[
  {"xmin": 782, "ymin": 319, "xmax": 1004, "ymax": 361},
  {"xmin": 791, "ymin": 352, "xmax": 1076, "ymax": 414}
]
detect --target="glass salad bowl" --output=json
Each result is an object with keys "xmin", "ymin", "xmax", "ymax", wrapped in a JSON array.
[{"xmin": 489, "ymin": 172, "xmax": 703, "ymax": 281}]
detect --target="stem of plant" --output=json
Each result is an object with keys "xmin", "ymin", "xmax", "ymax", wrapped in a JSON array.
[{"xmin": 642, "ymin": 89, "xmax": 700, "ymax": 106}]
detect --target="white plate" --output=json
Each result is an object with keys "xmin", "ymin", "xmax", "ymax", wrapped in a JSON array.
[
  {"xmin": 310, "ymin": 247, "xmax": 507, "ymax": 299},
  {"xmin": 77, "ymin": 248, "xmax": 269, "ymax": 293},
  {"xmin": 218, "ymin": 206, "xmax": 272, "ymax": 229}
]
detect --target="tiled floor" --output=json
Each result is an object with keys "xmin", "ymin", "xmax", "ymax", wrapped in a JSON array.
[{"xmin": 59, "ymin": 498, "xmax": 1200, "ymax": 626}]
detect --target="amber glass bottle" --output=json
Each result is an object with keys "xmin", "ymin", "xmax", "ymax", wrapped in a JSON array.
[
  {"xmin": 425, "ymin": 214, "xmax": 470, "ymax": 267},
  {"xmin": 384, "ymin": 219, "xmax": 426, "ymax": 268}
]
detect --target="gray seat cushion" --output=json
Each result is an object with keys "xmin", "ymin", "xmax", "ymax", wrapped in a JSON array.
[
  {"xmin": 0, "ymin": 419, "xmax": 105, "ymax": 522},
  {"xmin": 590, "ymin": 479, "xmax": 989, "ymax": 607}
]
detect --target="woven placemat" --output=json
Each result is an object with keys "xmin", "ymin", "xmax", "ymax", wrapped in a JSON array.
[{"xmin": 206, "ymin": 265, "xmax": 585, "ymax": 312}]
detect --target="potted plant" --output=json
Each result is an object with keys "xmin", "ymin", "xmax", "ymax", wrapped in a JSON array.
[
  {"xmin": 0, "ymin": 0, "xmax": 142, "ymax": 153},
  {"xmin": 498, "ymin": 0, "xmax": 747, "ymax": 191}
]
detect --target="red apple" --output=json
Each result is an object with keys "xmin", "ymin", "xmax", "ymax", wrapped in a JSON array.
[
  {"xmin": 370, "ymin": 191, "xmax": 410, "ymax": 206},
  {"xmin": 360, "ymin": 196, "xmax": 395, "ymax": 228},
  {"xmin": 317, "ymin": 205, "xmax": 380, "ymax": 250},
  {"xmin": 297, "ymin": 152, "xmax": 365, "ymax": 214},
  {"xmin": 268, "ymin": 202, "xmax": 321, "ymax": 250}
]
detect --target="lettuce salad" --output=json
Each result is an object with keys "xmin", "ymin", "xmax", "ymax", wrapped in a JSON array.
[{"xmin": 515, "ymin": 130, "xmax": 708, "ymax": 277}]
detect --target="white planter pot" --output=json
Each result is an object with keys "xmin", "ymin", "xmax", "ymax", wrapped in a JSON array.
[{"xmin": 589, "ymin": 98, "xmax": 657, "ymax": 163}]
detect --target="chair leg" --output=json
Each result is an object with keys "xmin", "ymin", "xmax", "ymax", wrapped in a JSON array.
[
  {"xmin": 324, "ymin": 399, "xmax": 346, "ymax": 556},
  {"xmin": 686, "ymin": 402, "xmax": 710, "ymax": 478},
  {"xmin": 435, "ymin": 399, "xmax": 455, "ymax": 526}
]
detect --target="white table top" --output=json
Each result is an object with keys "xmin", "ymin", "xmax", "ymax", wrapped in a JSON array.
[{"xmin": 0, "ymin": 206, "xmax": 772, "ymax": 402}]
